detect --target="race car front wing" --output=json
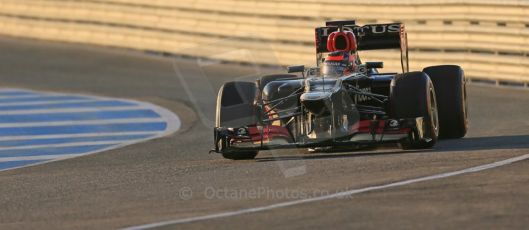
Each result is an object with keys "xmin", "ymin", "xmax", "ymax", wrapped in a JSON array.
[{"xmin": 213, "ymin": 117, "xmax": 428, "ymax": 153}]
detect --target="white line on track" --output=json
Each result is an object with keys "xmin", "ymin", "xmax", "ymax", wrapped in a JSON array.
[
  {"xmin": 0, "ymin": 140, "xmax": 138, "ymax": 151},
  {"xmin": 0, "ymin": 106, "xmax": 148, "ymax": 115},
  {"xmin": 0, "ymin": 118, "xmax": 165, "ymax": 128},
  {"xmin": 0, "ymin": 131, "xmax": 160, "ymax": 141},
  {"xmin": 0, "ymin": 99, "xmax": 97, "ymax": 106},
  {"xmin": 0, "ymin": 154, "xmax": 85, "ymax": 162},
  {"xmin": 122, "ymin": 153, "xmax": 529, "ymax": 230},
  {"xmin": 0, "ymin": 94, "xmax": 43, "ymax": 99},
  {"xmin": 0, "ymin": 89, "xmax": 34, "ymax": 92}
]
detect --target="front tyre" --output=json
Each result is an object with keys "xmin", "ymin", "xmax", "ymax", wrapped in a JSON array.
[
  {"xmin": 391, "ymin": 72, "xmax": 439, "ymax": 149},
  {"xmin": 216, "ymin": 81, "xmax": 259, "ymax": 160},
  {"xmin": 221, "ymin": 151, "xmax": 258, "ymax": 160}
]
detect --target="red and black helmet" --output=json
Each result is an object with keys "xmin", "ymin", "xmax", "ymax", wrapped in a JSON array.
[{"xmin": 322, "ymin": 51, "xmax": 355, "ymax": 77}]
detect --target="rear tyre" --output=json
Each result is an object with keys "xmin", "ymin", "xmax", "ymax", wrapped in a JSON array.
[
  {"xmin": 216, "ymin": 81, "xmax": 259, "ymax": 160},
  {"xmin": 423, "ymin": 65, "xmax": 468, "ymax": 139},
  {"xmin": 390, "ymin": 72, "xmax": 439, "ymax": 149}
]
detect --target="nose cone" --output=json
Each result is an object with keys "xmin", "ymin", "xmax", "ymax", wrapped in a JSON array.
[{"xmin": 300, "ymin": 91, "xmax": 332, "ymax": 116}]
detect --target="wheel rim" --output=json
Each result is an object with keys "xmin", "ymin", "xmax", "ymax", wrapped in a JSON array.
[
  {"xmin": 430, "ymin": 84, "xmax": 439, "ymax": 137},
  {"xmin": 463, "ymin": 79, "xmax": 468, "ymax": 127}
]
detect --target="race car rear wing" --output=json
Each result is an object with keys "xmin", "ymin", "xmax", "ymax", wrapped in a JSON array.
[{"xmin": 315, "ymin": 22, "xmax": 409, "ymax": 72}]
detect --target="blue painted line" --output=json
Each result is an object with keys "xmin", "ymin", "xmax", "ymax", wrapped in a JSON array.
[
  {"xmin": 0, "ymin": 144, "xmax": 114, "ymax": 158},
  {"xmin": 0, "ymin": 100, "xmax": 135, "ymax": 111},
  {"xmin": 0, "ymin": 160, "xmax": 47, "ymax": 170},
  {"xmin": 0, "ymin": 122, "xmax": 167, "ymax": 136},
  {"xmin": 0, "ymin": 134, "xmax": 155, "ymax": 147},
  {"xmin": 0, "ymin": 88, "xmax": 179, "ymax": 172},
  {"xmin": 0, "ymin": 109, "xmax": 161, "ymax": 123},
  {"xmin": 0, "ymin": 95, "xmax": 86, "ymax": 103}
]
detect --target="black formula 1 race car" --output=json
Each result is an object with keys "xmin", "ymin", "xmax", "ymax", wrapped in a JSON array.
[{"xmin": 213, "ymin": 20, "xmax": 468, "ymax": 160}]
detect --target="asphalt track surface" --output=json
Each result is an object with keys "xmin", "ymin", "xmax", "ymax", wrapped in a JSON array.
[{"xmin": 0, "ymin": 36, "xmax": 528, "ymax": 229}]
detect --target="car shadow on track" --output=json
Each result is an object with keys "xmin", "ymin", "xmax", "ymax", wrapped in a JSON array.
[
  {"xmin": 255, "ymin": 148, "xmax": 428, "ymax": 162},
  {"xmin": 435, "ymin": 134, "xmax": 529, "ymax": 152},
  {"xmin": 255, "ymin": 135, "xmax": 529, "ymax": 162}
]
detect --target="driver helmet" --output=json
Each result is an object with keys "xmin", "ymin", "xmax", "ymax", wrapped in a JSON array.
[{"xmin": 322, "ymin": 51, "xmax": 356, "ymax": 77}]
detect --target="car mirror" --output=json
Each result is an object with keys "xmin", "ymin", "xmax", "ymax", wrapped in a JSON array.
[
  {"xmin": 366, "ymin": 62, "xmax": 384, "ymax": 69},
  {"xmin": 287, "ymin": 65, "xmax": 305, "ymax": 73}
]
